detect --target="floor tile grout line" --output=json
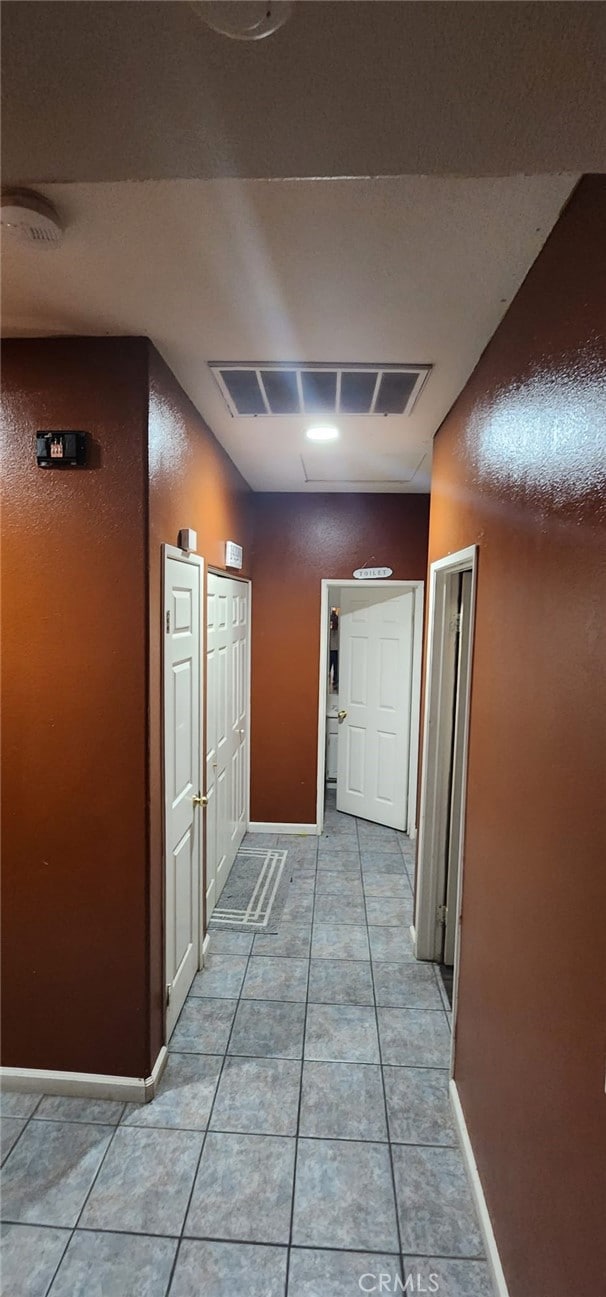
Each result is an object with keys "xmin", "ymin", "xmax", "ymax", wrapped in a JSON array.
[
  {"xmin": 39, "ymin": 1224, "xmax": 72, "ymax": 1297},
  {"xmin": 0, "ymin": 1102, "xmax": 37, "ymax": 1169},
  {"xmin": 170, "ymin": 840, "xmax": 315, "ymax": 1296},
  {"xmin": 163, "ymin": 1048, "xmax": 450, "ymax": 1072},
  {"xmin": 71, "ymin": 1109, "xmax": 127, "ymax": 1233},
  {"xmin": 171, "ymin": 930, "xmax": 260, "ymax": 1257},
  {"xmin": 357, "ymin": 811, "xmax": 405, "ymax": 1260},
  {"xmin": 284, "ymin": 834, "xmax": 318, "ymax": 1297},
  {"xmin": 0, "ymin": 1217, "xmax": 487, "ymax": 1264},
  {"xmin": 43, "ymin": 1114, "xmax": 126, "ymax": 1286}
]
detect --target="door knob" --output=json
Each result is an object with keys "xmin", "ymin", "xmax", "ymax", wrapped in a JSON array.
[
  {"xmin": 337, "ymin": 709, "xmax": 348, "ymax": 721},
  {"xmin": 193, "ymin": 794, "xmax": 208, "ymax": 808}
]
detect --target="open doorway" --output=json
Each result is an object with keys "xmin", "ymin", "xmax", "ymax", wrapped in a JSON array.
[
  {"xmin": 316, "ymin": 579, "xmax": 424, "ymax": 836},
  {"xmin": 414, "ymin": 546, "xmax": 477, "ymax": 1059}
]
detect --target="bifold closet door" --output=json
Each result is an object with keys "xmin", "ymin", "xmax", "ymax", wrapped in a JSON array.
[
  {"xmin": 206, "ymin": 573, "xmax": 249, "ymax": 918},
  {"xmin": 164, "ymin": 550, "xmax": 203, "ymax": 1038}
]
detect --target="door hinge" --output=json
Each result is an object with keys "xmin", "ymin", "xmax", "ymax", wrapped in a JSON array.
[
  {"xmin": 166, "ymin": 984, "xmax": 171, "ymax": 1007},
  {"xmin": 437, "ymin": 904, "xmax": 448, "ymax": 925},
  {"xmin": 166, "ymin": 610, "xmax": 170, "ymax": 633}
]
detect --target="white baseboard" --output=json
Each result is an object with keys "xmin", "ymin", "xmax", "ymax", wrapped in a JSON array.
[
  {"xmin": 409, "ymin": 922, "xmax": 417, "ymax": 955},
  {"xmin": 247, "ymin": 822, "xmax": 319, "ymax": 836},
  {"xmin": 449, "ymin": 1079, "xmax": 510, "ymax": 1297},
  {"xmin": 202, "ymin": 931, "xmax": 211, "ymax": 964},
  {"xmin": 0, "ymin": 1045, "xmax": 168, "ymax": 1106}
]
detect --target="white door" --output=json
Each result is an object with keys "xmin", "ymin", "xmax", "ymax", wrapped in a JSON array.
[
  {"xmin": 206, "ymin": 574, "xmax": 249, "ymax": 919},
  {"xmin": 336, "ymin": 587, "xmax": 414, "ymax": 829},
  {"xmin": 164, "ymin": 550, "xmax": 203, "ymax": 1039}
]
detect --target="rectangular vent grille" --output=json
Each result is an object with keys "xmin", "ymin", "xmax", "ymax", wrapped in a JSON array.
[{"xmin": 209, "ymin": 363, "xmax": 431, "ymax": 417}]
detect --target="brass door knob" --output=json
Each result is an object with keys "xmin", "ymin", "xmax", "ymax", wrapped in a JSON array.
[
  {"xmin": 193, "ymin": 794, "xmax": 208, "ymax": 808},
  {"xmin": 337, "ymin": 709, "xmax": 348, "ymax": 721}
]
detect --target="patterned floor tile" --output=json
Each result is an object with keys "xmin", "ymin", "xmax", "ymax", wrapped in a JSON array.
[
  {"xmin": 47, "ymin": 1230, "xmax": 177, "ymax": 1297},
  {"xmin": 210, "ymin": 1056, "xmax": 301, "ymax": 1135},
  {"xmin": 185, "ymin": 1132, "xmax": 295, "ymax": 1244},
  {"xmin": 299, "ymin": 1061, "xmax": 387, "ymax": 1140},
  {"xmin": 1, "ymin": 1120, "xmax": 113, "ymax": 1227},
  {"xmin": 80, "ymin": 1126, "xmax": 202, "ymax": 1235},
  {"xmin": 0, "ymin": 1224, "xmax": 70, "ymax": 1297},
  {"xmin": 169, "ymin": 1240, "xmax": 288, "ymax": 1297},
  {"xmin": 292, "ymin": 1138, "xmax": 399, "ymax": 1251}
]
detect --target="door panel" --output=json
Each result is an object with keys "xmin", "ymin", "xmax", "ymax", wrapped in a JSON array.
[
  {"xmin": 164, "ymin": 553, "xmax": 202, "ymax": 1040},
  {"xmin": 206, "ymin": 574, "xmax": 249, "ymax": 920},
  {"xmin": 337, "ymin": 588, "xmax": 414, "ymax": 829}
]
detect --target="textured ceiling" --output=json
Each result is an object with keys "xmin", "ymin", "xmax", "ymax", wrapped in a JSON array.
[
  {"xmin": 2, "ymin": 1, "xmax": 606, "ymax": 184},
  {"xmin": 1, "ymin": 175, "xmax": 576, "ymax": 491}
]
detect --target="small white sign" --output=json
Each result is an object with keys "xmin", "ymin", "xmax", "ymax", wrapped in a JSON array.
[
  {"xmin": 353, "ymin": 566, "xmax": 393, "ymax": 580},
  {"xmin": 225, "ymin": 540, "xmax": 243, "ymax": 570}
]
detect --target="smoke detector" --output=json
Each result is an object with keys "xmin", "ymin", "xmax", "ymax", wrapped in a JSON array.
[
  {"xmin": 1, "ymin": 191, "xmax": 63, "ymax": 249},
  {"xmin": 191, "ymin": 1, "xmax": 292, "ymax": 40}
]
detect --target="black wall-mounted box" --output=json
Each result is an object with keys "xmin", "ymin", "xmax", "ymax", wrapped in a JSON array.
[{"xmin": 36, "ymin": 432, "xmax": 88, "ymax": 468}]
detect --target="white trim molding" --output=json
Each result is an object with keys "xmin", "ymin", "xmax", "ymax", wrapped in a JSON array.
[
  {"xmin": 414, "ymin": 544, "xmax": 478, "ymax": 967},
  {"xmin": 0, "ymin": 1046, "xmax": 168, "ymax": 1106},
  {"xmin": 247, "ymin": 821, "xmax": 318, "ymax": 836},
  {"xmin": 449, "ymin": 1079, "xmax": 510, "ymax": 1297}
]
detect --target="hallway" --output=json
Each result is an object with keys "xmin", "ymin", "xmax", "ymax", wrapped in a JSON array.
[{"xmin": 1, "ymin": 799, "xmax": 492, "ymax": 1297}]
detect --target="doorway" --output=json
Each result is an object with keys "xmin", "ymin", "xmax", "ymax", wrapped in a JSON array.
[
  {"xmin": 316, "ymin": 579, "xmax": 424, "ymax": 835},
  {"xmin": 162, "ymin": 545, "xmax": 204, "ymax": 1040},
  {"xmin": 414, "ymin": 546, "xmax": 477, "ymax": 1061},
  {"xmin": 205, "ymin": 571, "xmax": 251, "ymax": 922}
]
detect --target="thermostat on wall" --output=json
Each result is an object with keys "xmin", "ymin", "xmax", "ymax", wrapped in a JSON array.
[{"xmin": 225, "ymin": 540, "xmax": 243, "ymax": 570}]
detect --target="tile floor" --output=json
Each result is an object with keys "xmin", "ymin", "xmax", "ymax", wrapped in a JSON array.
[{"xmin": 0, "ymin": 800, "xmax": 494, "ymax": 1296}]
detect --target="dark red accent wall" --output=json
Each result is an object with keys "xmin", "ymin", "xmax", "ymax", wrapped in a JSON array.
[
  {"xmin": 249, "ymin": 494, "xmax": 430, "ymax": 824},
  {"xmin": 0, "ymin": 338, "xmax": 252, "ymax": 1076},
  {"xmin": 1, "ymin": 338, "xmax": 150, "ymax": 1075},
  {"xmin": 428, "ymin": 176, "xmax": 606, "ymax": 1296},
  {"xmin": 146, "ymin": 348, "xmax": 251, "ymax": 1060}
]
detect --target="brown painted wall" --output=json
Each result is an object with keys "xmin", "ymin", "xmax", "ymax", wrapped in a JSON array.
[
  {"xmin": 428, "ymin": 177, "xmax": 606, "ymax": 1296},
  {"xmin": 0, "ymin": 337, "xmax": 150, "ymax": 1075},
  {"xmin": 147, "ymin": 347, "xmax": 251, "ymax": 1060},
  {"xmin": 249, "ymin": 494, "xmax": 430, "ymax": 824}
]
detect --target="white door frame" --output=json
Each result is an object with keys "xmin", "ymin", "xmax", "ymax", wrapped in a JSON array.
[
  {"xmin": 412, "ymin": 545, "xmax": 478, "ymax": 1072},
  {"xmin": 316, "ymin": 579, "xmax": 424, "ymax": 836},
  {"xmin": 162, "ymin": 543, "xmax": 205, "ymax": 1032}
]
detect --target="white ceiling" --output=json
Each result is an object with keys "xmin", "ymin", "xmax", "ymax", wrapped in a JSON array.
[
  {"xmin": 1, "ymin": 175, "xmax": 576, "ymax": 491},
  {"xmin": 2, "ymin": 2, "xmax": 605, "ymax": 183}
]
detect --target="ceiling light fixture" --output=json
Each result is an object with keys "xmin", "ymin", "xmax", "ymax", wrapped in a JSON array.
[{"xmin": 306, "ymin": 425, "xmax": 339, "ymax": 442}]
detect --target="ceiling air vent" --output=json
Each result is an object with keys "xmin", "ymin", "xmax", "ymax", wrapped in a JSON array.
[{"xmin": 209, "ymin": 363, "xmax": 431, "ymax": 417}]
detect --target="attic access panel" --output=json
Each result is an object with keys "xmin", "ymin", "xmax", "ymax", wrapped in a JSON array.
[{"xmin": 210, "ymin": 363, "xmax": 431, "ymax": 417}]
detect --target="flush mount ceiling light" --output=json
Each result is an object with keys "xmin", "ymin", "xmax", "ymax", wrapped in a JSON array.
[
  {"xmin": 1, "ymin": 190, "xmax": 63, "ymax": 248},
  {"xmin": 190, "ymin": 1, "xmax": 293, "ymax": 40},
  {"xmin": 306, "ymin": 426, "xmax": 339, "ymax": 442}
]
